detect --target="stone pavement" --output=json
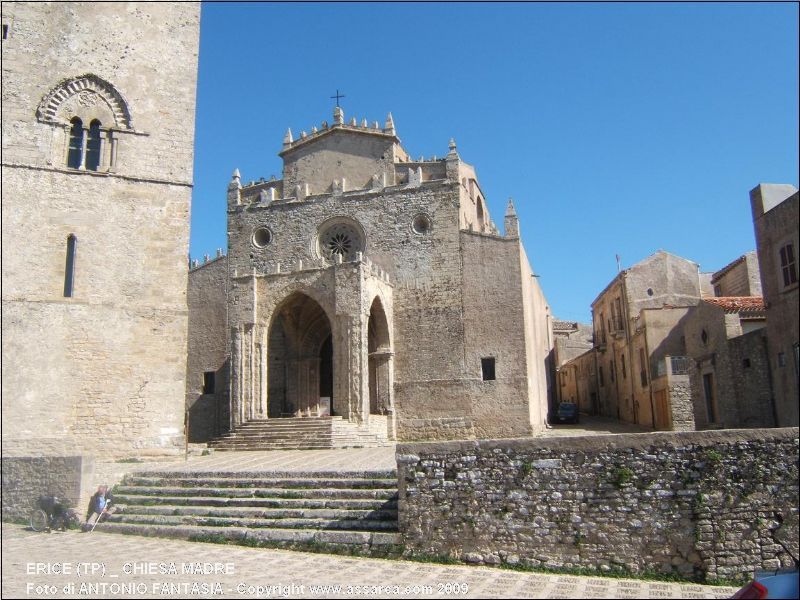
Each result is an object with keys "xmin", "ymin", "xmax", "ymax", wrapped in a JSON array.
[
  {"xmin": 1, "ymin": 524, "xmax": 737, "ymax": 599},
  {"xmin": 537, "ymin": 416, "xmax": 652, "ymax": 438},
  {"xmin": 117, "ymin": 447, "xmax": 398, "ymax": 475}
]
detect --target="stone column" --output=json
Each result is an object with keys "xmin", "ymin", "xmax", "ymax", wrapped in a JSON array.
[
  {"xmin": 109, "ymin": 131, "xmax": 118, "ymax": 171},
  {"xmin": 78, "ymin": 126, "xmax": 89, "ymax": 170},
  {"xmin": 230, "ymin": 327, "xmax": 242, "ymax": 428},
  {"xmin": 258, "ymin": 339, "xmax": 267, "ymax": 418}
]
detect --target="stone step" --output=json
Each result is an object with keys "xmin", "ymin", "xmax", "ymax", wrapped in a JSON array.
[
  {"xmin": 120, "ymin": 505, "xmax": 398, "ymax": 521},
  {"xmin": 115, "ymin": 486, "xmax": 398, "ymax": 500},
  {"xmin": 123, "ymin": 476, "xmax": 398, "ymax": 489},
  {"xmin": 131, "ymin": 469, "xmax": 397, "ymax": 479},
  {"xmin": 208, "ymin": 443, "xmax": 372, "ymax": 450},
  {"xmin": 107, "ymin": 513, "xmax": 399, "ymax": 531},
  {"xmin": 95, "ymin": 522, "xmax": 401, "ymax": 548},
  {"xmin": 113, "ymin": 494, "xmax": 397, "ymax": 510}
]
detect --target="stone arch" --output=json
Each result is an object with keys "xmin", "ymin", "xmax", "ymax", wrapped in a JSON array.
[
  {"xmin": 368, "ymin": 296, "xmax": 392, "ymax": 415},
  {"xmin": 36, "ymin": 74, "xmax": 133, "ymax": 129},
  {"xmin": 267, "ymin": 291, "xmax": 333, "ymax": 418}
]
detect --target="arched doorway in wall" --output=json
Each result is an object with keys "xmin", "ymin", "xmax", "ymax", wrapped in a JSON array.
[
  {"xmin": 267, "ymin": 292, "xmax": 333, "ymax": 418},
  {"xmin": 367, "ymin": 297, "xmax": 391, "ymax": 415}
]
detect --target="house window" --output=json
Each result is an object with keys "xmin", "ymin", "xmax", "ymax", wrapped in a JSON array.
[
  {"xmin": 202, "ymin": 371, "xmax": 216, "ymax": 394},
  {"xmin": 67, "ymin": 118, "xmax": 84, "ymax": 169},
  {"xmin": 599, "ymin": 366, "xmax": 605, "ymax": 387},
  {"xmin": 63, "ymin": 234, "xmax": 77, "ymax": 297},
  {"xmin": 742, "ymin": 358, "xmax": 751, "ymax": 369},
  {"xmin": 713, "ymin": 284, "xmax": 722, "ymax": 297},
  {"xmin": 2, "ymin": 24, "xmax": 9, "ymax": 40},
  {"xmin": 610, "ymin": 360, "xmax": 615, "ymax": 383},
  {"xmin": 778, "ymin": 352, "xmax": 786, "ymax": 368},
  {"xmin": 481, "ymin": 357, "xmax": 496, "ymax": 381},
  {"xmin": 621, "ymin": 354, "xmax": 627, "ymax": 379},
  {"xmin": 779, "ymin": 243, "xmax": 797, "ymax": 288}
]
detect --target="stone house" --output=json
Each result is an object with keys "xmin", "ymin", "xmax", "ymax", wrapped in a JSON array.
[
  {"xmin": 191, "ymin": 106, "xmax": 554, "ymax": 443},
  {"xmin": 710, "ymin": 252, "xmax": 762, "ymax": 297},
  {"xmin": 562, "ymin": 240, "xmax": 780, "ymax": 431},
  {"xmin": 683, "ymin": 297, "xmax": 772, "ymax": 429},
  {"xmin": 1, "ymin": 2, "xmax": 200, "ymax": 457},
  {"xmin": 750, "ymin": 183, "xmax": 799, "ymax": 426},
  {"xmin": 587, "ymin": 251, "xmax": 703, "ymax": 427},
  {"xmin": 552, "ymin": 320, "xmax": 594, "ymax": 411},
  {"xmin": 556, "ymin": 346, "xmax": 598, "ymax": 416}
]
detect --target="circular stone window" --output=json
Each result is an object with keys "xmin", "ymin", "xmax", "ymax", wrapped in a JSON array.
[
  {"xmin": 252, "ymin": 227, "xmax": 272, "ymax": 248},
  {"xmin": 412, "ymin": 214, "xmax": 432, "ymax": 235},
  {"xmin": 318, "ymin": 219, "xmax": 364, "ymax": 261}
]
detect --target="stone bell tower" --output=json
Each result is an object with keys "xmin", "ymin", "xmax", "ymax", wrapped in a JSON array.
[{"xmin": 1, "ymin": 2, "xmax": 201, "ymax": 457}]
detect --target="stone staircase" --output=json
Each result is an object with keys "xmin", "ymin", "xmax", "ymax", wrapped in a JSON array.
[
  {"xmin": 208, "ymin": 416, "xmax": 390, "ymax": 451},
  {"xmin": 100, "ymin": 469, "xmax": 400, "ymax": 553}
]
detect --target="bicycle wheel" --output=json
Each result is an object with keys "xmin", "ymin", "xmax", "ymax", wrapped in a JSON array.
[{"xmin": 29, "ymin": 509, "xmax": 48, "ymax": 532}]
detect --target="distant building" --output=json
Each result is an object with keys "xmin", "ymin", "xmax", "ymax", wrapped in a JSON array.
[
  {"xmin": 750, "ymin": 183, "xmax": 799, "ymax": 427},
  {"xmin": 589, "ymin": 250, "xmax": 702, "ymax": 427},
  {"xmin": 552, "ymin": 320, "xmax": 594, "ymax": 412}
]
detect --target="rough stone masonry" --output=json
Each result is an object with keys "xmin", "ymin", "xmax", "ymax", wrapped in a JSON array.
[{"xmin": 397, "ymin": 428, "xmax": 799, "ymax": 581}]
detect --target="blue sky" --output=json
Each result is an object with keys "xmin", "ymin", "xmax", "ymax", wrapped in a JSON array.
[{"xmin": 190, "ymin": 2, "xmax": 798, "ymax": 322}]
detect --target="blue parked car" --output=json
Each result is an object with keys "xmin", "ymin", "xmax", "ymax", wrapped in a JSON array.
[{"xmin": 552, "ymin": 402, "xmax": 579, "ymax": 424}]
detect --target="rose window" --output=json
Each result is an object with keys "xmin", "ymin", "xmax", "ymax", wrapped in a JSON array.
[{"xmin": 318, "ymin": 220, "xmax": 364, "ymax": 261}]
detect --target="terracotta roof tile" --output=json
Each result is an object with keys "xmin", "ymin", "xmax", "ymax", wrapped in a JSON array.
[{"xmin": 703, "ymin": 296, "xmax": 765, "ymax": 314}]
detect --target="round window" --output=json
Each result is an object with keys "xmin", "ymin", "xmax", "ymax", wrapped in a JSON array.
[
  {"xmin": 252, "ymin": 227, "xmax": 272, "ymax": 248},
  {"xmin": 412, "ymin": 214, "xmax": 432, "ymax": 235},
  {"xmin": 318, "ymin": 219, "xmax": 364, "ymax": 261}
]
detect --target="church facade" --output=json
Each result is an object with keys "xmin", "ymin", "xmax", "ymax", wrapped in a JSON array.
[{"xmin": 212, "ymin": 107, "xmax": 553, "ymax": 442}]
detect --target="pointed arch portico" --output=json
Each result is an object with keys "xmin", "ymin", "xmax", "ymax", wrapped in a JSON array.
[
  {"xmin": 227, "ymin": 261, "xmax": 395, "ymax": 441},
  {"xmin": 267, "ymin": 291, "xmax": 333, "ymax": 418},
  {"xmin": 368, "ymin": 296, "xmax": 393, "ymax": 416}
]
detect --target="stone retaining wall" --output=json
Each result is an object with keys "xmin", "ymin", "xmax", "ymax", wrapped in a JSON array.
[
  {"xmin": 1, "ymin": 456, "xmax": 94, "ymax": 521},
  {"xmin": 397, "ymin": 428, "xmax": 799, "ymax": 581}
]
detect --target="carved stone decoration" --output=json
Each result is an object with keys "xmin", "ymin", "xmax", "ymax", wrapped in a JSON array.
[
  {"xmin": 36, "ymin": 73, "xmax": 133, "ymax": 129},
  {"xmin": 317, "ymin": 218, "xmax": 365, "ymax": 262},
  {"xmin": 77, "ymin": 90, "xmax": 99, "ymax": 108}
]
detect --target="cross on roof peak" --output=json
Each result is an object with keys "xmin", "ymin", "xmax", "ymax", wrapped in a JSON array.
[{"xmin": 330, "ymin": 89, "xmax": 345, "ymax": 108}]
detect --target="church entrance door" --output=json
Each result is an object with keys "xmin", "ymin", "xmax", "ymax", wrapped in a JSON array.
[{"xmin": 267, "ymin": 292, "xmax": 333, "ymax": 418}]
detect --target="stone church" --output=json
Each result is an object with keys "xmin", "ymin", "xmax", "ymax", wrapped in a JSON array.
[{"xmin": 188, "ymin": 106, "xmax": 554, "ymax": 444}]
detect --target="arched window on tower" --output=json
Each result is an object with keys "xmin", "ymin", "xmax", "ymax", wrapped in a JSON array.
[
  {"xmin": 67, "ymin": 118, "xmax": 84, "ymax": 169},
  {"xmin": 64, "ymin": 234, "xmax": 77, "ymax": 297},
  {"xmin": 85, "ymin": 119, "xmax": 102, "ymax": 171}
]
